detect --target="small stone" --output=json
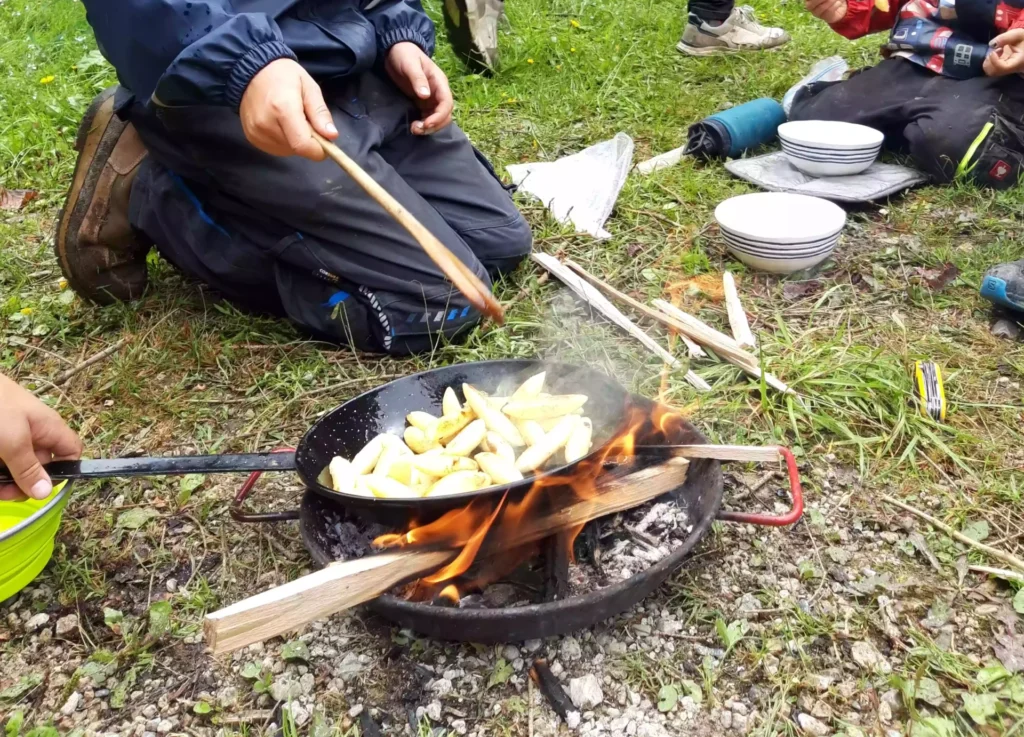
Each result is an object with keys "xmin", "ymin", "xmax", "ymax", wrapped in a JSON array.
[
  {"xmin": 146, "ymin": 719, "xmax": 161, "ymax": 731},
  {"xmin": 730, "ymin": 702, "xmax": 749, "ymax": 716},
  {"xmin": 142, "ymin": 732, "xmax": 156, "ymax": 737},
  {"xmin": 165, "ymin": 579, "xmax": 178, "ymax": 593},
  {"xmin": 141, "ymin": 706, "xmax": 158, "ymax": 720},
  {"xmin": 26, "ymin": 613, "xmax": 50, "ymax": 632},
  {"xmin": 56, "ymin": 614, "xmax": 79, "ymax": 636},
  {"xmin": 61, "ymin": 692, "xmax": 82, "ymax": 716},
  {"xmin": 502, "ymin": 645, "xmax": 520, "ymax": 662},
  {"xmin": 426, "ymin": 701, "xmax": 442, "ymax": 722},
  {"xmin": 347, "ymin": 705, "xmax": 363, "ymax": 718},
  {"xmin": 299, "ymin": 673, "xmax": 315, "ymax": 695},
  {"xmin": 568, "ymin": 674, "xmax": 603, "ymax": 710},
  {"xmin": 560, "ymin": 637, "xmax": 582, "ymax": 662},
  {"xmin": 523, "ymin": 639, "xmax": 542, "ymax": 653},
  {"xmin": 811, "ymin": 700, "xmax": 832, "ymax": 719},
  {"xmin": 155, "ymin": 720, "xmax": 173, "ymax": 734},
  {"xmin": 270, "ymin": 678, "xmax": 302, "ymax": 702},
  {"xmin": 217, "ymin": 686, "xmax": 239, "ymax": 709},
  {"xmin": 720, "ymin": 711, "xmax": 733, "ymax": 729},
  {"xmin": 796, "ymin": 713, "xmax": 830, "ymax": 736},
  {"xmin": 451, "ymin": 719, "xmax": 467, "ymax": 735},
  {"xmin": 878, "ymin": 700, "xmax": 892, "ymax": 723},
  {"xmin": 850, "ymin": 641, "xmax": 891, "ymax": 675},
  {"xmin": 807, "ymin": 674, "xmax": 834, "ymax": 692},
  {"xmin": 733, "ymin": 714, "xmax": 748, "ymax": 733},
  {"xmin": 286, "ymin": 704, "xmax": 310, "ymax": 727},
  {"xmin": 336, "ymin": 652, "xmax": 363, "ymax": 681},
  {"xmin": 566, "ymin": 711, "xmax": 581, "ymax": 730},
  {"xmin": 431, "ymin": 678, "xmax": 453, "ymax": 697}
]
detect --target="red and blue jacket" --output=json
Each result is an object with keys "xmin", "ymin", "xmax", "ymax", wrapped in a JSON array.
[
  {"xmin": 830, "ymin": 0, "xmax": 1024, "ymax": 77},
  {"xmin": 82, "ymin": 0, "xmax": 435, "ymax": 109}
]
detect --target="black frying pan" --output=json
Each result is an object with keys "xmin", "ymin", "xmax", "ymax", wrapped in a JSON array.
[{"xmin": 1, "ymin": 361, "xmax": 632, "ymax": 526}]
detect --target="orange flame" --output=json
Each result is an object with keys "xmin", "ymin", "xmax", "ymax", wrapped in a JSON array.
[{"xmin": 371, "ymin": 401, "xmax": 688, "ymax": 603}]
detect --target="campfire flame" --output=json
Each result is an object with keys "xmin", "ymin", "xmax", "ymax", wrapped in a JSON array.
[{"xmin": 373, "ymin": 402, "xmax": 686, "ymax": 603}]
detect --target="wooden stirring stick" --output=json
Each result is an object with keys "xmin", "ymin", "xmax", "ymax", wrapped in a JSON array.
[{"xmin": 313, "ymin": 132, "xmax": 505, "ymax": 324}]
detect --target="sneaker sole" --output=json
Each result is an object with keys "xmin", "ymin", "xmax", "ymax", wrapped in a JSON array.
[
  {"xmin": 981, "ymin": 275, "xmax": 1024, "ymax": 313},
  {"xmin": 675, "ymin": 39, "xmax": 788, "ymax": 56},
  {"xmin": 443, "ymin": 0, "xmax": 496, "ymax": 72},
  {"xmin": 54, "ymin": 86, "xmax": 127, "ymax": 304}
]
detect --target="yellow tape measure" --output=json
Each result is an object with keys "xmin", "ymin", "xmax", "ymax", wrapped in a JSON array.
[{"xmin": 914, "ymin": 361, "xmax": 947, "ymax": 421}]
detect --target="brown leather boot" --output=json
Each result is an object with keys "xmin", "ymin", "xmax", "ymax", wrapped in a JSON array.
[{"xmin": 55, "ymin": 87, "xmax": 151, "ymax": 305}]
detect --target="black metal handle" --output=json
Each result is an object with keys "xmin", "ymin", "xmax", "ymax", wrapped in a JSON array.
[{"xmin": 0, "ymin": 452, "xmax": 298, "ymax": 484}]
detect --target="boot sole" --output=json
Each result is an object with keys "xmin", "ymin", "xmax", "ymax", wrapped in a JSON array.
[
  {"xmin": 676, "ymin": 39, "xmax": 788, "ymax": 56},
  {"xmin": 443, "ymin": 0, "xmax": 496, "ymax": 72},
  {"xmin": 54, "ymin": 87, "xmax": 128, "ymax": 305}
]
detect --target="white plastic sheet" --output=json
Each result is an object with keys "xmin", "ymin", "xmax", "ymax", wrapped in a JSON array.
[
  {"xmin": 506, "ymin": 133, "xmax": 634, "ymax": 240},
  {"xmin": 782, "ymin": 56, "xmax": 849, "ymax": 118}
]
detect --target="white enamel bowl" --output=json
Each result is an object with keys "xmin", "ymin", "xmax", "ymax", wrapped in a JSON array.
[
  {"xmin": 779, "ymin": 120, "xmax": 884, "ymax": 177},
  {"xmin": 715, "ymin": 192, "xmax": 846, "ymax": 274}
]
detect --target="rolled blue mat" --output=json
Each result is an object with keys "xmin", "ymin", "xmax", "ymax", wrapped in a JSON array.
[{"xmin": 685, "ymin": 98, "xmax": 787, "ymax": 160}]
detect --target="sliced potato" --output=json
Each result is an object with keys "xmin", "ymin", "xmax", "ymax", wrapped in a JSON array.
[
  {"xmin": 564, "ymin": 417, "xmax": 593, "ymax": 463},
  {"xmin": 486, "ymin": 396, "xmax": 510, "ymax": 410},
  {"xmin": 463, "ymin": 384, "xmax": 524, "ymax": 447},
  {"xmin": 373, "ymin": 443, "xmax": 402, "ymax": 478},
  {"xmin": 404, "ymin": 426, "xmax": 436, "ymax": 455},
  {"xmin": 503, "ymin": 394, "xmax": 588, "ymax": 420},
  {"xmin": 516, "ymin": 420, "xmax": 547, "ymax": 447},
  {"xmin": 363, "ymin": 475, "xmax": 420, "ymax": 499},
  {"xmin": 432, "ymin": 405, "xmax": 476, "ymax": 445},
  {"xmin": 351, "ymin": 476, "xmax": 375, "ymax": 497},
  {"xmin": 427, "ymin": 470, "xmax": 492, "ymax": 497},
  {"xmin": 483, "ymin": 431, "xmax": 516, "ymax": 465},
  {"xmin": 511, "ymin": 371, "xmax": 546, "ymax": 401},
  {"xmin": 445, "ymin": 419, "xmax": 488, "ymax": 457},
  {"xmin": 387, "ymin": 457, "xmax": 414, "ymax": 485},
  {"xmin": 406, "ymin": 411, "xmax": 438, "ymax": 433},
  {"xmin": 411, "ymin": 454, "xmax": 478, "ymax": 477},
  {"xmin": 442, "ymin": 386, "xmax": 462, "ymax": 417},
  {"xmin": 328, "ymin": 457, "xmax": 356, "ymax": 493},
  {"xmin": 351, "ymin": 434, "xmax": 387, "ymax": 475},
  {"xmin": 475, "ymin": 452, "xmax": 524, "ymax": 484},
  {"xmin": 515, "ymin": 415, "xmax": 579, "ymax": 473}
]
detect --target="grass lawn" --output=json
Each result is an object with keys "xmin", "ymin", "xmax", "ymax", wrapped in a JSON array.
[{"xmin": 2, "ymin": 0, "xmax": 1024, "ymax": 735}]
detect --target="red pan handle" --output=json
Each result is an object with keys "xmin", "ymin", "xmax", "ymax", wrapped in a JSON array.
[
  {"xmin": 717, "ymin": 446, "xmax": 803, "ymax": 526},
  {"xmin": 230, "ymin": 447, "xmax": 301, "ymax": 523}
]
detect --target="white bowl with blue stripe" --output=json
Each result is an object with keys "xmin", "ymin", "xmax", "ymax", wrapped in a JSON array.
[
  {"xmin": 715, "ymin": 192, "xmax": 846, "ymax": 274},
  {"xmin": 779, "ymin": 120, "xmax": 883, "ymax": 177}
]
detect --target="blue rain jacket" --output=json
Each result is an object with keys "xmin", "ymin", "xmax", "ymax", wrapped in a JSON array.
[{"xmin": 83, "ymin": 0, "xmax": 435, "ymax": 109}]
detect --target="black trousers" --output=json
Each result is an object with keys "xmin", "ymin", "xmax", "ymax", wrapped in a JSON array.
[
  {"xmin": 688, "ymin": 0, "xmax": 734, "ymax": 22},
  {"xmin": 790, "ymin": 58, "xmax": 1024, "ymax": 189},
  {"xmin": 123, "ymin": 73, "xmax": 532, "ymax": 355}
]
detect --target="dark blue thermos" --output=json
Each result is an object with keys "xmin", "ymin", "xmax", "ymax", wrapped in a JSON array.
[{"xmin": 685, "ymin": 98, "xmax": 787, "ymax": 159}]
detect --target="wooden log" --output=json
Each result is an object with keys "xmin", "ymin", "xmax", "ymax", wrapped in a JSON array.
[
  {"xmin": 722, "ymin": 272, "xmax": 756, "ymax": 349},
  {"xmin": 563, "ymin": 259, "xmax": 707, "ymax": 360},
  {"xmin": 531, "ymin": 253, "xmax": 710, "ymax": 392},
  {"xmin": 204, "ymin": 457, "xmax": 691, "ymax": 654}
]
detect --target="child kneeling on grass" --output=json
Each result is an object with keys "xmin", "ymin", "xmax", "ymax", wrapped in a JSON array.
[{"xmin": 793, "ymin": 0, "xmax": 1024, "ymax": 315}]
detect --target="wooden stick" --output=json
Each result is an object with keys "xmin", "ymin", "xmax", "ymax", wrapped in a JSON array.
[
  {"xmin": 315, "ymin": 133, "xmax": 504, "ymax": 325},
  {"xmin": 532, "ymin": 253, "xmax": 710, "ymax": 392},
  {"xmin": 204, "ymin": 458, "xmax": 690, "ymax": 653},
  {"xmin": 644, "ymin": 444, "xmax": 783, "ymax": 463},
  {"xmin": 34, "ymin": 338, "xmax": 127, "ymax": 395},
  {"xmin": 882, "ymin": 495, "xmax": 1024, "ymax": 573},
  {"xmin": 564, "ymin": 260, "xmax": 706, "ymax": 359},
  {"xmin": 652, "ymin": 300, "xmax": 793, "ymax": 396},
  {"xmin": 722, "ymin": 272, "xmax": 756, "ymax": 349},
  {"xmin": 968, "ymin": 565, "xmax": 1024, "ymax": 583}
]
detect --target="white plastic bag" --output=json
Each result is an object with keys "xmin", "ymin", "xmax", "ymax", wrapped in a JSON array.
[
  {"xmin": 506, "ymin": 133, "xmax": 634, "ymax": 240},
  {"xmin": 783, "ymin": 56, "xmax": 849, "ymax": 118}
]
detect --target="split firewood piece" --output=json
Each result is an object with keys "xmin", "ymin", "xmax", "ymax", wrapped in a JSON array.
[
  {"xmin": 204, "ymin": 457, "xmax": 691, "ymax": 654},
  {"xmin": 531, "ymin": 253, "xmax": 710, "ymax": 392},
  {"xmin": 651, "ymin": 300, "xmax": 794, "ymax": 396},
  {"xmin": 563, "ymin": 259, "xmax": 706, "ymax": 360},
  {"xmin": 722, "ymin": 272, "xmax": 756, "ymax": 349}
]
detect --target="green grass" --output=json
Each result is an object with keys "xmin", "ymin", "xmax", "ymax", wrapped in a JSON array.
[{"xmin": 2, "ymin": 0, "xmax": 1024, "ymax": 734}]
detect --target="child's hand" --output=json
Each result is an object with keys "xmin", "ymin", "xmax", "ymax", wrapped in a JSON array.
[
  {"xmin": 984, "ymin": 28, "xmax": 1024, "ymax": 77},
  {"xmin": 385, "ymin": 42, "xmax": 454, "ymax": 135},
  {"xmin": 806, "ymin": 0, "xmax": 848, "ymax": 24}
]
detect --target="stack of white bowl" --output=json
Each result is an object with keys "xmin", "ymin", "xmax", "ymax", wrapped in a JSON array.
[
  {"xmin": 778, "ymin": 121, "xmax": 884, "ymax": 177},
  {"xmin": 714, "ymin": 192, "xmax": 846, "ymax": 274}
]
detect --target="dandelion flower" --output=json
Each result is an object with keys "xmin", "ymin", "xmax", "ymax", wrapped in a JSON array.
[
  {"xmin": 39, "ymin": 75, "xmax": 55, "ymax": 84},
  {"xmin": 20, "ymin": 307, "xmax": 33, "ymax": 316},
  {"xmin": 527, "ymin": 58, "xmax": 534, "ymax": 64},
  {"xmin": 570, "ymin": 19, "xmax": 580, "ymax": 27},
  {"xmin": 570, "ymin": 47, "xmax": 576, "ymax": 52},
  {"xmin": 58, "ymin": 278, "xmax": 68, "ymax": 290}
]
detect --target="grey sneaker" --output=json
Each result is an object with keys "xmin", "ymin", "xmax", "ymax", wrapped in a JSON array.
[
  {"xmin": 677, "ymin": 6, "xmax": 790, "ymax": 56},
  {"xmin": 442, "ymin": 0, "xmax": 503, "ymax": 72}
]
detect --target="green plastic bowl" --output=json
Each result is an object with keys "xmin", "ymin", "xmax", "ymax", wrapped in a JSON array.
[{"xmin": 0, "ymin": 481, "xmax": 70, "ymax": 603}]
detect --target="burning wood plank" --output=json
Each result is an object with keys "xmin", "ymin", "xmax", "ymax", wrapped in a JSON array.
[
  {"xmin": 204, "ymin": 457, "xmax": 691, "ymax": 654},
  {"xmin": 531, "ymin": 253, "xmax": 710, "ymax": 392}
]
